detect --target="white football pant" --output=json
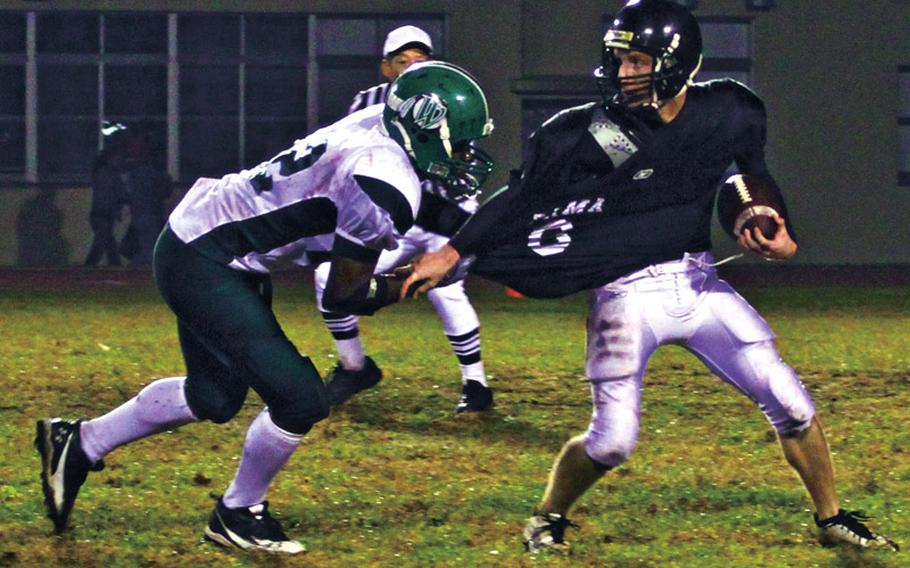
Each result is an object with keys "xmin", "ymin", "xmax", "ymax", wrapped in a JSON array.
[{"xmin": 583, "ymin": 252, "xmax": 816, "ymax": 468}]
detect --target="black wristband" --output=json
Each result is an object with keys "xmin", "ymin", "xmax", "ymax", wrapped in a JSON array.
[{"xmin": 352, "ymin": 275, "xmax": 392, "ymax": 316}]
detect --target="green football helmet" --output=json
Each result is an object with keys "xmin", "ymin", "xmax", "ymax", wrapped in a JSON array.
[{"xmin": 383, "ymin": 61, "xmax": 495, "ymax": 198}]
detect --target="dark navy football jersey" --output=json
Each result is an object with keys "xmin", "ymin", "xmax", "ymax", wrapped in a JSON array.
[{"xmin": 456, "ymin": 79, "xmax": 790, "ymax": 298}]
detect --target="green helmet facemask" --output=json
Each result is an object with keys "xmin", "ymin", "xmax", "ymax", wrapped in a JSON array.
[{"xmin": 383, "ymin": 61, "xmax": 495, "ymax": 198}]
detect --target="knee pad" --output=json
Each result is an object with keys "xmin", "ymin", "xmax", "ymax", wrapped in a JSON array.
[
  {"xmin": 184, "ymin": 374, "xmax": 248, "ymax": 424},
  {"xmin": 583, "ymin": 375, "xmax": 641, "ymax": 468},
  {"xmin": 267, "ymin": 356, "xmax": 330, "ymax": 435},
  {"xmin": 584, "ymin": 430, "xmax": 636, "ymax": 469},
  {"xmin": 745, "ymin": 342, "xmax": 816, "ymax": 436}
]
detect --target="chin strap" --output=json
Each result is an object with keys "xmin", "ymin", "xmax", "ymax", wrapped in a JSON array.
[
  {"xmin": 707, "ymin": 253, "xmax": 744, "ymax": 267},
  {"xmin": 686, "ymin": 253, "xmax": 744, "ymax": 269}
]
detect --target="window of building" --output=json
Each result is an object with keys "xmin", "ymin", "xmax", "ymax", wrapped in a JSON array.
[
  {"xmin": 178, "ymin": 14, "xmax": 241, "ymax": 179},
  {"xmin": 0, "ymin": 11, "xmax": 446, "ymax": 184},
  {"xmin": 28, "ymin": 12, "xmax": 170, "ymax": 180},
  {"xmin": 244, "ymin": 13, "xmax": 309, "ymax": 167},
  {"xmin": 899, "ymin": 66, "xmax": 910, "ymax": 186},
  {"xmin": 699, "ymin": 18, "xmax": 752, "ymax": 86},
  {"xmin": 0, "ymin": 12, "xmax": 26, "ymax": 174}
]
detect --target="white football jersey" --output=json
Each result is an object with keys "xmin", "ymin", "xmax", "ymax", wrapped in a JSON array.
[{"xmin": 169, "ymin": 105, "xmax": 421, "ymax": 273}]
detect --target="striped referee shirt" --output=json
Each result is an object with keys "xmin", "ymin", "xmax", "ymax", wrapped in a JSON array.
[{"xmin": 348, "ymin": 83, "xmax": 391, "ymax": 115}]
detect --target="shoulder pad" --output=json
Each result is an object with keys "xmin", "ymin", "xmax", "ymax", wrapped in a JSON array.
[
  {"xmin": 539, "ymin": 102, "xmax": 598, "ymax": 130},
  {"xmin": 531, "ymin": 102, "xmax": 598, "ymax": 142},
  {"xmin": 691, "ymin": 78, "xmax": 765, "ymax": 112}
]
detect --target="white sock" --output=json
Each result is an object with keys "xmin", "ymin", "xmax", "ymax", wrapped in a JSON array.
[
  {"xmin": 336, "ymin": 338, "xmax": 366, "ymax": 371},
  {"xmin": 460, "ymin": 361, "xmax": 487, "ymax": 386},
  {"xmin": 222, "ymin": 409, "xmax": 302, "ymax": 509},
  {"xmin": 80, "ymin": 376, "xmax": 197, "ymax": 464}
]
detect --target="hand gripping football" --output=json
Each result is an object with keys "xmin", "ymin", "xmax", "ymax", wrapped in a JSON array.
[{"xmin": 716, "ymin": 174, "xmax": 783, "ymax": 240}]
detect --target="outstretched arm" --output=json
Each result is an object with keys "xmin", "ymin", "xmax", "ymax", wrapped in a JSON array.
[{"xmin": 401, "ymin": 170, "xmax": 524, "ymax": 299}]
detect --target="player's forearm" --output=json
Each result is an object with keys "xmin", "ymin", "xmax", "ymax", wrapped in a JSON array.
[{"xmin": 323, "ymin": 274, "xmax": 400, "ymax": 316}]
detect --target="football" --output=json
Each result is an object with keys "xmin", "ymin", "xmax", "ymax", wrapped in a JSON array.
[{"xmin": 716, "ymin": 173, "xmax": 783, "ymax": 240}]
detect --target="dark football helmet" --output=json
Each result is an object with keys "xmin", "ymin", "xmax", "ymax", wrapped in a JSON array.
[{"xmin": 595, "ymin": 0, "xmax": 703, "ymax": 110}]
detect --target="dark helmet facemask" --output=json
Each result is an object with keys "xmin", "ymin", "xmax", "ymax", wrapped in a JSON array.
[
  {"xmin": 443, "ymin": 144, "xmax": 494, "ymax": 201},
  {"xmin": 423, "ymin": 141, "xmax": 493, "ymax": 201},
  {"xmin": 600, "ymin": 64, "xmax": 654, "ymax": 108}
]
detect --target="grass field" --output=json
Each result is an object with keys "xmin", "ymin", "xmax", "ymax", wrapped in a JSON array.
[{"xmin": 1, "ymin": 278, "xmax": 908, "ymax": 567}]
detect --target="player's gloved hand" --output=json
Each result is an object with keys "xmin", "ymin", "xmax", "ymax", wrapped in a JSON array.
[
  {"xmin": 738, "ymin": 214, "xmax": 797, "ymax": 260},
  {"xmin": 400, "ymin": 244, "xmax": 461, "ymax": 299}
]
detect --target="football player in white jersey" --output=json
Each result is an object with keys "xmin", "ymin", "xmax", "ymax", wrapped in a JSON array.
[
  {"xmin": 35, "ymin": 61, "xmax": 494, "ymax": 554},
  {"xmin": 314, "ymin": 25, "xmax": 494, "ymax": 413}
]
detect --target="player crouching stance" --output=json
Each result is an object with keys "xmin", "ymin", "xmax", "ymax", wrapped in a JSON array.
[
  {"xmin": 35, "ymin": 61, "xmax": 493, "ymax": 554},
  {"xmin": 405, "ymin": 0, "xmax": 897, "ymax": 554}
]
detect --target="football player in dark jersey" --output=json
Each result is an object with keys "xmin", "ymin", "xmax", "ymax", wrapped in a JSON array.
[{"xmin": 404, "ymin": 0, "xmax": 897, "ymax": 553}]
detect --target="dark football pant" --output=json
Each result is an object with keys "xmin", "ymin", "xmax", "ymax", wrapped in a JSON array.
[{"xmin": 153, "ymin": 225, "xmax": 329, "ymax": 434}]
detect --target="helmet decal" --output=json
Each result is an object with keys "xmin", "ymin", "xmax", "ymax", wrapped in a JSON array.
[
  {"xmin": 605, "ymin": 29, "xmax": 633, "ymax": 47},
  {"xmin": 398, "ymin": 93, "xmax": 448, "ymax": 130}
]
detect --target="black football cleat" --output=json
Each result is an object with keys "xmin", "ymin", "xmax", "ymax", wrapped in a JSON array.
[
  {"xmin": 815, "ymin": 509, "xmax": 899, "ymax": 551},
  {"xmin": 204, "ymin": 499, "xmax": 305, "ymax": 554},
  {"xmin": 523, "ymin": 512, "xmax": 578, "ymax": 553},
  {"xmin": 35, "ymin": 418, "xmax": 104, "ymax": 533},
  {"xmin": 454, "ymin": 380, "xmax": 493, "ymax": 414},
  {"xmin": 325, "ymin": 356, "xmax": 382, "ymax": 406}
]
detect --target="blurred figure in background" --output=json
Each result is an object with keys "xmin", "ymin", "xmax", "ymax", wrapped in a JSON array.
[
  {"xmin": 17, "ymin": 186, "xmax": 69, "ymax": 267},
  {"xmin": 84, "ymin": 122, "xmax": 127, "ymax": 267},
  {"xmin": 120, "ymin": 122, "xmax": 172, "ymax": 267}
]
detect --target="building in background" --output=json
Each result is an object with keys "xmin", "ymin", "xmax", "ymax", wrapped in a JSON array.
[{"xmin": 0, "ymin": 0, "xmax": 908, "ymax": 266}]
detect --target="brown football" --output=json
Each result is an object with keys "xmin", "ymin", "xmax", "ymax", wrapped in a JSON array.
[{"xmin": 716, "ymin": 174, "xmax": 783, "ymax": 240}]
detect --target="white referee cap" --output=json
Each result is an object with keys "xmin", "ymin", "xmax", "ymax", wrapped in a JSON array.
[{"xmin": 383, "ymin": 25, "xmax": 433, "ymax": 57}]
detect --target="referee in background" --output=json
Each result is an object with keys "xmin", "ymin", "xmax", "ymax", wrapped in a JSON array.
[
  {"xmin": 315, "ymin": 25, "xmax": 495, "ymax": 414},
  {"xmin": 348, "ymin": 25, "xmax": 433, "ymax": 112}
]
